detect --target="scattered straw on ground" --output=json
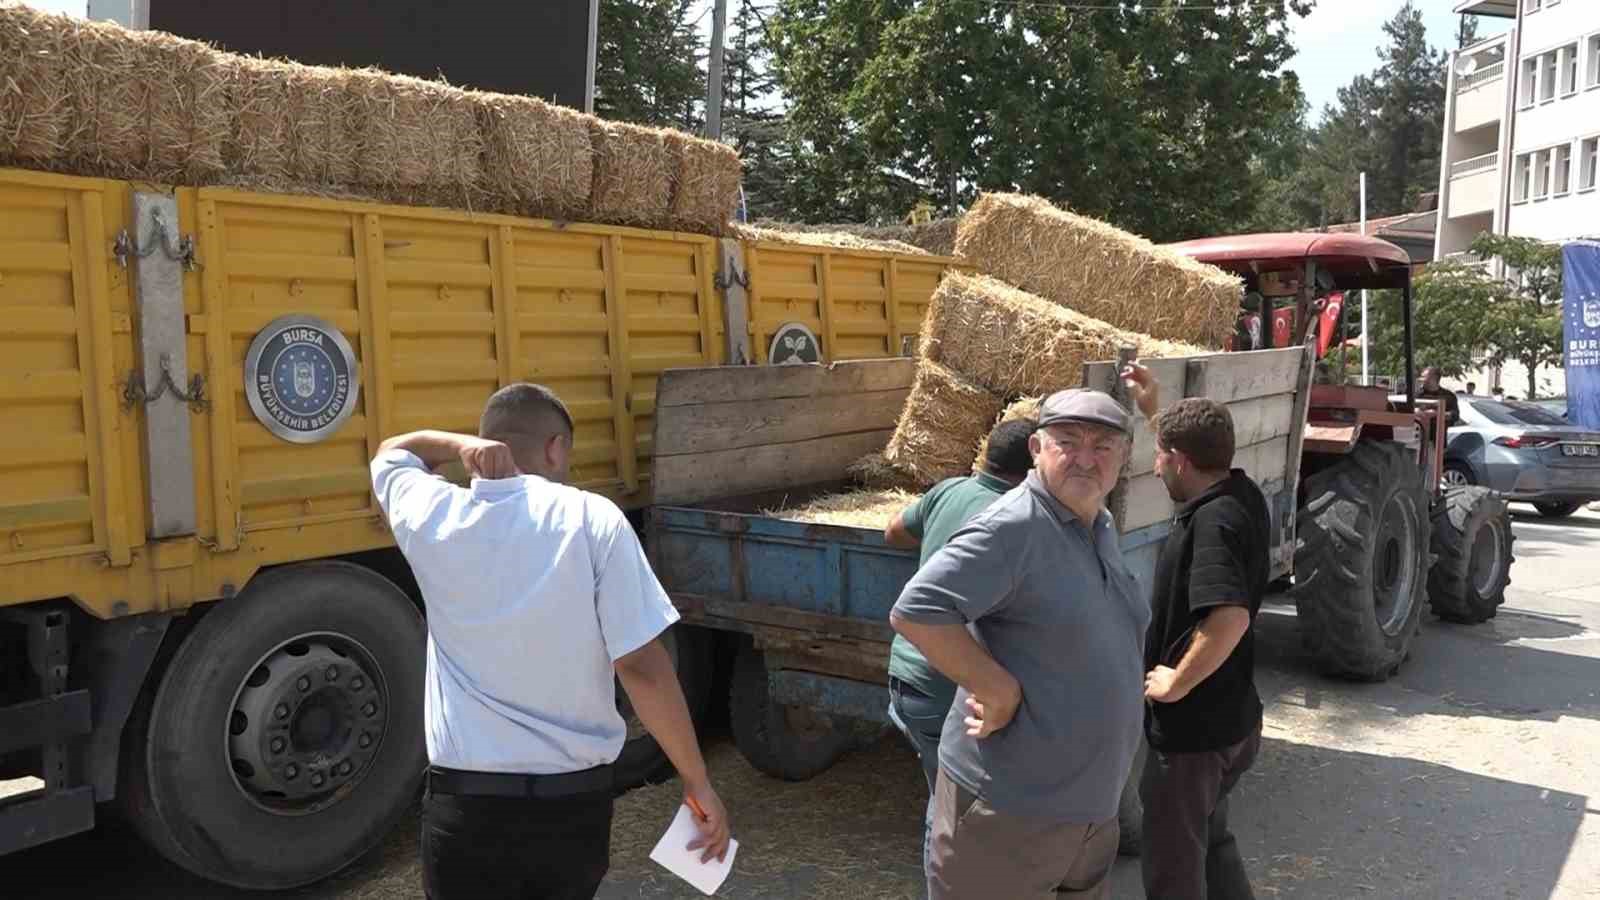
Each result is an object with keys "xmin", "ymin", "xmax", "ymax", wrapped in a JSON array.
[
  {"xmin": 955, "ymin": 192, "xmax": 1241, "ymax": 347},
  {"xmin": 761, "ymin": 488, "xmax": 919, "ymax": 529},
  {"xmin": 883, "ymin": 360, "xmax": 1005, "ymax": 489},
  {"xmin": 922, "ymin": 272, "xmax": 1202, "ymax": 397}
]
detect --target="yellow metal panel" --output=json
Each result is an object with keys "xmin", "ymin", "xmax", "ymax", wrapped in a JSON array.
[
  {"xmin": 603, "ymin": 236, "xmax": 640, "ymax": 495},
  {"xmin": 492, "ymin": 226, "xmax": 519, "ymax": 389},
  {"xmin": 827, "ymin": 253, "xmax": 895, "ymax": 361},
  {"xmin": 0, "ymin": 172, "xmax": 128, "ymax": 569},
  {"xmin": 197, "ymin": 198, "xmax": 240, "ymax": 551}
]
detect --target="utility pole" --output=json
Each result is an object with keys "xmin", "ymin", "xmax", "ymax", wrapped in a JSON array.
[
  {"xmin": 705, "ymin": 0, "xmax": 728, "ymax": 140},
  {"xmin": 1360, "ymin": 171, "xmax": 1370, "ymax": 386}
]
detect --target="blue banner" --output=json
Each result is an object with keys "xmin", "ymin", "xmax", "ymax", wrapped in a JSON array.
[{"xmin": 1562, "ymin": 242, "xmax": 1600, "ymax": 429}]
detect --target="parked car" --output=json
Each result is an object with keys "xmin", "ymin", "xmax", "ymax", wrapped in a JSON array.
[
  {"xmin": 1443, "ymin": 395, "xmax": 1600, "ymax": 518},
  {"xmin": 1530, "ymin": 396, "xmax": 1568, "ymax": 420}
]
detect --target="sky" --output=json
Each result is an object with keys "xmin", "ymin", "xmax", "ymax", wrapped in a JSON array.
[{"xmin": 27, "ymin": 0, "xmax": 1503, "ymax": 122}]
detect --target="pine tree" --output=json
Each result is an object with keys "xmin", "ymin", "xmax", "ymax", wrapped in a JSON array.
[{"xmin": 594, "ymin": 0, "xmax": 704, "ymax": 129}]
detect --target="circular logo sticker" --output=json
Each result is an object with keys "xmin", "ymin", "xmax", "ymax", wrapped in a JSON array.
[
  {"xmin": 768, "ymin": 322, "xmax": 823, "ymax": 366},
  {"xmin": 244, "ymin": 314, "xmax": 360, "ymax": 444}
]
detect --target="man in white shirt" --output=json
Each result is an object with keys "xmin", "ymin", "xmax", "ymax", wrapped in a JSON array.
[{"xmin": 370, "ymin": 383, "xmax": 729, "ymax": 899}]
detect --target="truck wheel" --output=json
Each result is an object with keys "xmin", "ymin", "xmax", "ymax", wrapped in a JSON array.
[
  {"xmin": 613, "ymin": 625, "xmax": 714, "ymax": 792},
  {"xmin": 121, "ymin": 562, "xmax": 426, "ymax": 890},
  {"xmin": 1428, "ymin": 486, "xmax": 1514, "ymax": 624},
  {"xmin": 1533, "ymin": 501, "xmax": 1581, "ymax": 519},
  {"xmin": 729, "ymin": 644, "xmax": 855, "ymax": 781},
  {"xmin": 1293, "ymin": 442, "xmax": 1430, "ymax": 681}
]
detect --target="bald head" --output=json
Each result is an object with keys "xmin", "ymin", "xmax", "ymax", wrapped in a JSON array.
[{"xmin": 479, "ymin": 383, "xmax": 574, "ymax": 481}]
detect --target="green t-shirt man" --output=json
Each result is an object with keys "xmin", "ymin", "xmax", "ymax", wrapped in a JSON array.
[{"xmin": 884, "ymin": 419, "xmax": 1039, "ymax": 712}]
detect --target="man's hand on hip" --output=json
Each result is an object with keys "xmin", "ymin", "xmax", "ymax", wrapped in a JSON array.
[{"xmin": 963, "ymin": 672, "xmax": 1022, "ymax": 738}]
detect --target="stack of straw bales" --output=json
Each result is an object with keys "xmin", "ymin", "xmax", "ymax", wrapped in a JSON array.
[
  {"xmin": 955, "ymin": 193, "xmax": 1241, "ymax": 347},
  {"xmin": 0, "ymin": 4, "xmax": 742, "ymax": 235},
  {"xmin": 873, "ymin": 272, "xmax": 1204, "ymax": 487}
]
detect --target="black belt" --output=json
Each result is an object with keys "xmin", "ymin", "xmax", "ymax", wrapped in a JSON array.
[{"xmin": 427, "ymin": 764, "xmax": 615, "ymax": 799}]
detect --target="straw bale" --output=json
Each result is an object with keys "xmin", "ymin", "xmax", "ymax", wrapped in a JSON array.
[
  {"xmin": 0, "ymin": 3, "xmax": 74, "ymax": 162},
  {"xmin": 477, "ymin": 91, "xmax": 593, "ymax": 220},
  {"xmin": 140, "ymin": 29, "xmax": 228, "ymax": 183},
  {"xmin": 955, "ymin": 192, "xmax": 1241, "ymax": 348},
  {"xmin": 281, "ymin": 62, "xmax": 360, "ymax": 186},
  {"xmin": 222, "ymin": 56, "xmax": 291, "ymax": 178},
  {"xmin": 971, "ymin": 396, "xmax": 1042, "ymax": 474},
  {"xmin": 882, "ymin": 360, "xmax": 1006, "ymax": 489},
  {"xmin": 922, "ymin": 272, "xmax": 1201, "ymax": 397},
  {"xmin": 763, "ymin": 488, "xmax": 919, "ymax": 529},
  {"xmin": 746, "ymin": 217, "xmax": 965, "ymax": 256},
  {"xmin": 847, "ymin": 452, "xmax": 925, "ymax": 492},
  {"xmin": 348, "ymin": 69, "xmax": 482, "ymax": 207},
  {"xmin": 665, "ymin": 131, "xmax": 741, "ymax": 235},
  {"xmin": 589, "ymin": 120, "xmax": 674, "ymax": 227}
]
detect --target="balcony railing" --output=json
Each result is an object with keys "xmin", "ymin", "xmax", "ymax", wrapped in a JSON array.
[
  {"xmin": 1451, "ymin": 152, "xmax": 1500, "ymax": 177},
  {"xmin": 1457, "ymin": 61, "xmax": 1505, "ymax": 91}
]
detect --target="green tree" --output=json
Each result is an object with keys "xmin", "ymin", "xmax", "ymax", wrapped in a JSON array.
[
  {"xmin": 1365, "ymin": 236, "xmax": 1564, "ymax": 398},
  {"xmin": 765, "ymin": 0, "xmax": 1312, "ymax": 238},
  {"xmin": 595, "ymin": 0, "xmax": 704, "ymax": 129}
]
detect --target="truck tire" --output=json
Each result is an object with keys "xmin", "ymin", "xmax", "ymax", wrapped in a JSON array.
[
  {"xmin": 729, "ymin": 644, "xmax": 855, "ymax": 781},
  {"xmin": 613, "ymin": 625, "xmax": 715, "ymax": 792},
  {"xmin": 1533, "ymin": 501, "xmax": 1582, "ymax": 519},
  {"xmin": 1293, "ymin": 442, "xmax": 1430, "ymax": 681},
  {"xmin": 120, "ymin": 562, "xmax": 426, "ymax": 890},
  {"xmin": 1428, "ymin": 486, "xmax": 1514, "ymax": 624}
]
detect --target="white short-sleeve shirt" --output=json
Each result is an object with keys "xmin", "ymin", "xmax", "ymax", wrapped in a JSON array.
[{"xmin": 370, "ymin": 448, "xmax": 680, "ymax": 774}]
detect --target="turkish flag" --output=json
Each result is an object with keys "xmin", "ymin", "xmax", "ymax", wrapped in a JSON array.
[
  {"xmin": 1317, "ymin": 292, "xmax": 1344, "ymax": 357},
  {"xmin": 1270, "ymin": 306, "xmax": 1295, "ymax": 348}
]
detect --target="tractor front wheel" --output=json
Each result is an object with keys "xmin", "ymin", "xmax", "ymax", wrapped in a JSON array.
[{"xmin": 1293, "ymin": 442, "xmax": 1431, "ymax": 681}]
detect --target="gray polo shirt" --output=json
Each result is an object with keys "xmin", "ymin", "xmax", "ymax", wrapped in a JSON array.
[{"xmin": 891, "ymin": 471, "xmax": 1150, "ymax": 824}]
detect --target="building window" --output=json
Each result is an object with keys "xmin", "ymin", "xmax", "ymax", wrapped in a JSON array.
[
  {"xmin": 1522, "ymin": 57, "xmax": 1540, "ymax": 107},
  {"xmin": 1515, "ymin": 152, "xmax": 1533, "ymax": 202},
  {"xmin": 1525, "ymin": 0, "xmax": 1541, "ymax": 11},
  {"xmin": 1589, "ymin": 35, "xmax": 1600, "ymax": 89},
  {"xmin": 1556, "ymin": 144, "xmax": 1573, "ymax": 195},
  {"xmin": 1542, "ymin": 52, "xmax": 1559, "ymax": 102},
  {"xmin": 1535, "ymin": 149, "xmax": 1553, "ymax": 198},
  {"xmin": 1563, "ymin": 44, "xmax": 1581, "ymax": 95},
  {"xmin": 1582, "ymin": 138, "xmax": 1599, "ymax": 192}
]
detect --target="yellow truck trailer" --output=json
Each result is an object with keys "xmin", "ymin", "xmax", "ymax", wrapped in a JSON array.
[{"xmin": 0, "ymin": 166, "xmax": 963, "ymax": 888}]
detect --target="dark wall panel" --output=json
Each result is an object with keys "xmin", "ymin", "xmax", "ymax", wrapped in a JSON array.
[{"xmin": 149, "ymin": 0, "xmax": 593, "ymax": 110}]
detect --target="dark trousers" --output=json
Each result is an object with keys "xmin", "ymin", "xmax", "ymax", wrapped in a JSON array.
[
  {"xmin": 887, "ymin": 676, "xmax": 953, "ymax": 876},
  {"xmin": 422, "ymin": 782, "xmax": 614, "ymax": 899},
  {"xmin": 1140, "ymin": 725, "xmax": 1261, "ymax": 900}
]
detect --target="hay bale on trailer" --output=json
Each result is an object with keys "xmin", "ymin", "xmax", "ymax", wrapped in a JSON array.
[
  {"xmin": 664, "ymin": 131, "xmax": 741, "ymax": 235},
  {"xmin": 955, "ymin": 193, "xmax": 1241, "ymax": 347},
  {"xmin": 921, "ymin": 272, "xmax": 1200, "ymax": 397},
  {"xmin": 0, "ymin": 3, "xmax": 73, "ymax": 163},
  {"xmin": 588, "ymin": 120, "xmax": 676, "ymax": 228},
  {"xmin": 346, "ymin": 68, "xmax": 483, "ymax": 209},
  {"xmin": 732, "ymin": 223, "xmax": 929, "ymax": 256},
  {"xmin": 476, "ymin": 90, "xmax": 594, "ymax": 220},
  {"xmin": 881, "ymin": 360, "xmax": 1006, "ymax": 488}
]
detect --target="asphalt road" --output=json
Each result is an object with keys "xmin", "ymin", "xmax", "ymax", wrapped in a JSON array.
[{"xmin": 6, "ymin": 505, "xmax": 1600, "ymax": 899}]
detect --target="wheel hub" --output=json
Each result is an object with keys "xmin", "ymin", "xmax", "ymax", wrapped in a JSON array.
[
  {"xmin": 228, "ymin": 637, "xmax": 387, "ymax": 815},
  {"xmin": 1372, "ymin": 494, "xmax": 1419, "ymax": 637},
  {"xmin": 1470, "ymin": 518, "xmax": 1506, "ymax": 597}
]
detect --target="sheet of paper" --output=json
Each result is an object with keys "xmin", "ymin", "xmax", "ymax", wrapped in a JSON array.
[{"xmin": 648, "ymin": 803, "xmax": 738, "ymax": 896}]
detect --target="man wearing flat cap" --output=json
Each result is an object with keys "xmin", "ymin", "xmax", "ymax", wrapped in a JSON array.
[{"xmin": 890, "ymin": 389, "xmax": 1150, "ymax": 900}]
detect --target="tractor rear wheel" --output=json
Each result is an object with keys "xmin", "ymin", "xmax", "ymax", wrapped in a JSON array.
[
  {"xmin": 1293, "ymin": 442, "xmax": 1431, "ymax": 681},
  {"xmin": 1428, "ymin": 486, "xmax": 1514, "ymax": 624}
]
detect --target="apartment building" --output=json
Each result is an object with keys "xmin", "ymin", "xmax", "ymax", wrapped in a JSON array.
[
  {"xmin": 1434, "ymin": 0, "xmax": 1598, "ymax": 395},
  {"xmin": 1438, "ymin": 0, "xmax": 1600, "ymax": 259}
]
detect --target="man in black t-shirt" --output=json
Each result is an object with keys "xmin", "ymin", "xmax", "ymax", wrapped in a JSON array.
[{"xmin": 1122, "ymin": 365, "xmax": 1270, "ymax": 900}]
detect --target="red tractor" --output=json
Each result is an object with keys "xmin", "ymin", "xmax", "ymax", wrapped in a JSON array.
[{"xmin": 1166, "ymin": 233, "xmax": 1515, "ymax": 680}]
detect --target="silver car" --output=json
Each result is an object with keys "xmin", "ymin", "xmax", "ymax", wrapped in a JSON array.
[{"xmin": 1443, "ymin": 395, "xmax": 1600, "ymax": 518}]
